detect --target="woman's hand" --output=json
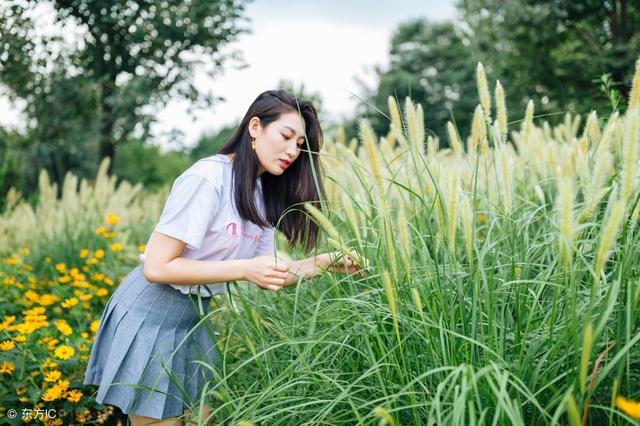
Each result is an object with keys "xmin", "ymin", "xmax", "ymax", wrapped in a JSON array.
[
  {"xmin": 317, "ymin": 251, "xmax": 366, "ymax": 278},
  {"xmin": 243, "ymin": 256, "xmax": 290, "ymax": 291}
]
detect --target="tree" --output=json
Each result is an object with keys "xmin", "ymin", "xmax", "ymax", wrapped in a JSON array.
[
  {"xmin": 457, "ymin": 0, "xmax": 640, "ymax": 119},
  {"xmin": 351, "ymin": 19, "xmax": 478, "ymax": 147},
  {"xmin": 0, "ymin": 0, "xmax": 251, "ymax": 179}
]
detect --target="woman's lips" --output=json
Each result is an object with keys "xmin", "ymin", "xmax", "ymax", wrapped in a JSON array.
[{"xmin": 279, "ymin": 160, "xmax": 290, "ymax": 169}]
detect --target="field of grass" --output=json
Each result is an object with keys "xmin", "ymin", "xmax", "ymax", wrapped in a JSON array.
[{"xmin": 1, "ymin": 61, "xmax": 639, "ymax": 425}]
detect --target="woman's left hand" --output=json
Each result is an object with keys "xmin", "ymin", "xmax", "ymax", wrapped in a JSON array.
[{"xmin": 317, "ymin": 251, "xmax": 366, "ymax": 278}]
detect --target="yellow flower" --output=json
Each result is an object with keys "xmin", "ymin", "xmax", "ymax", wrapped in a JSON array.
[
  {"xmin": 13, "ymin": 335, "xmax": 27, "ymax": 343},
  {"xmin": 110, "ymin": 243, "xmax": 123, "ymax": 251},
  {"xmin": 25, "ymin": 290, "xmax": 40, "ymax": 303},
  {"xmin": 96, "ymin": 288, "xmax": 109, "ymax": 297},
  {"xmin": 94, "ymin": 249, "xmax": 105, "ymax": 259},
  {"xmin": 103, "ymin": 231, "xmax": 115, "ymax": 238},
  {"xmin": 85, "ymin": 258, "xmax": 98, "ymax": 265},
  {"xmin": 54, "ymin": 320, "xmax": 73, "ymax": 336},
  {"xmin": 79, "ymin": 249, "xmax": 90, "ymax": 258},
  {"xmin": 42, "ymin": 359, "xmax": 58, "ymax": 369},
  {"xmin": 55, "ymin": 379, "xmax": 69, "ymax": 391},
  {"xmin": 95, "ymin": 226, "xmax": 106, "ymax": 236},
  {"xmin": 23, "ymin": 306, "xmax": 45, "ymax": 315},
  {"xmin": 105, "ymin": 213, "xmax": 120, "ymax": 225},
  {"xmin": 90, "ymin": 320, "xmax": 100, "ymax": 333},
  {"xmin": 81, "ymin": 332, "xmax": 89, "ymax": 339},
  {"xmin": 54, "ymin": 263, "xmax": 66, "ymax": 273},
  {"xmin": 103, "ymin": 277, "xmax": 113, "ymax": 286},
  {"xmin": 44, "ymin": 370, "xmax": 62, "ymax": 382},
  {"xmin": 18, "ymin": 396, "xmax": 29, "ymax": 403},
  {"xmin": 17, "ymin": 386, "xmax": 27, "ymax": 394},
  {"xmin": 38, "ymin": 294, "xmax": 59, "ymax": 306},
  {"xmin": 3, "ymin": 255, "xmax": 19, "ymax": 265},
  {"xmin": 0, "ymin": 361, "xmax": 14, "ymax": 374},
  {"xmin": 616, "ymin": 395, "xmax": 640, "ymax": 419},
  {"xmin": 78, "ymin": 293, "xmax": 93, "ymax": 301},
  {"xmin": 69, "ymin": 267, "xmax": 79, "ymax": 276},
  {"xmin": 66, "ymin": 389, "xmax": 83, "ymax": 403},
  {"xmin": 20, "ymin": 247, "xmax": 30, "ymax": 255},
  {"xmin": 61, "ymin": 297, "xmax": 78, "ymax": 308},
  {"xmin": 0, "ymin": 340, "xmax": 16, "ymax": 351},
  {"xmin": 138, "ymin": 244, "xmax": 146, "ymax": 252},
  {"xmin": 54, "ymin": 345, "xmax": 75, "ymax": 360},
  {"xmin": 45, "ymin": 256, "xmax": 51, "ymax": 263},
  {"xmin": 41, "ymin": 386, "xmax": 62, "ymax": 402},
  {"xmin": 58, "ymin": 275, "xmax": 71, "ymax": 283}
]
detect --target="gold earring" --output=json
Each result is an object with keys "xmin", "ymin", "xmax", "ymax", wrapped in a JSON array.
[{"xmin": 251, "ymin": 138, "xmax": 256, "ymax": 150}]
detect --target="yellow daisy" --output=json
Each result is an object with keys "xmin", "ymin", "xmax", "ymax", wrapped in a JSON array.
[{"xmin": 54, "ymin": 345, "xmax": 75, "ymax": 360}]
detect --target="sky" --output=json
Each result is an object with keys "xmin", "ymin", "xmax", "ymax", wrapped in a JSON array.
[{"xmin": 0, "ymin": 0, "xmax": 457, "ymax": 151}]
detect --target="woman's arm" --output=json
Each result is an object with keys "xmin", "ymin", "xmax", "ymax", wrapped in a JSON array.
[
  {"xmin": 281, "ymin": 252, "xmax": 365, "ymax": 287},
  {"xmin": 144, "ymin": 231, "xmax": 248, "ymax": 285},
  {"xmin": 281, "ymin": 255, "xmax": 323, "ymax": 286}
]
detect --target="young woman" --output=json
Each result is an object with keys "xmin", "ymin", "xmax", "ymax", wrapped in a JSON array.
[{"xmin": 83, "ymin": 90, "xmax": 364, "ymax": 425}]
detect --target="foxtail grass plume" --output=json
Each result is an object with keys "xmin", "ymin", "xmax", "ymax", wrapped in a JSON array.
[
  {"xmin": 498, "ymin": 146, "xmax": 513, "ymax": 214},
  {"xmin": 342, "ymin": 194, "xmax": 362, "ymax": 244},
  {"xmin": 579, "ymin": 111, "xmax": 601, "ymax": 151},
  {"xmin": 594, "ymin": 195, "xmax": 626, "ymax": 281},
  {"xmin": 629, "ymin": 56, "xmax": 640, "ymax": 109},
  {"xmin": 373, "ymin": 406, "xmax": 396, "ymax": 426},
  {"xmin": 388, "ymin": 95, "xmax": 402, "ymax": 131},
  {"xmin": 621, "ymin": 108, "xmax": 639, "ymax": 203},
  {"xmin": 461, "ymin": 195, "xmax": 474, "ymax": 265},
  {"xmin": 445, "ymin": 170, "xmax": 460, "ymax": 252},
  {"xmin": 304, "ymin": 202, "xmax": 340, "ymax": 242},
  {"xmin": 411, "ymin": 287, "xmax": 424, "ymax": 322},
  {"xmin": 360, "ymin": 120, "xmax": 387, "ymax": 215},
  {"xmin": 447, "ymin": 121, "xmax": 463, "ymax": 156},
  {"xmin": 396, "ymin": 196, "xmax": 411, "ymax": 276},
  {"xmin": 579, "ymin": 322, "xmax": 593, "ymax": 394},
  {"xmin": 476, "ymin": 63, "xmax": 491, "ymax": 123},
  {"xmin": 566, "ymin": 394, "xmax": 581, "ymax": 426},
  {"xmin": 468, "ymin": 105, "xmax": 486, "ymax": 155},
  {"xmin": 405, "ymin": 97, "xmax": 418, "ymax": 151},
  {"xmin": 556, "ymin": 172, "xmax": 576, "ymax": 272},
  {"xmin": 521, "ymin": 100, "xmax": 534, "ymax": 150},
  {"xmin": 495, "ymin": 80, "xmax": 507, "ymax": 142},
  {"xmin": 382, "ymin": 271, "xmax": 401, "ymax": 347}
]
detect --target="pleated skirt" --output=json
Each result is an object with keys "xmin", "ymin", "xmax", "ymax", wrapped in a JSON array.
[{"xmin": 83, "ymin": 264, "xmax": 221, "ymax": 420}]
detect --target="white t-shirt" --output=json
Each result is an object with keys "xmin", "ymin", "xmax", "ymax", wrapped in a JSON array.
[{"xmin": 139, "ymin": 154, "xmax": 276, "ymax": 297}]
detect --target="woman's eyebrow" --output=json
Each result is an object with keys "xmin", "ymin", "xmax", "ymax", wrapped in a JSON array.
[{"xmin": 282, "ymin": 125, "xmax": 305, "ymax": 140}]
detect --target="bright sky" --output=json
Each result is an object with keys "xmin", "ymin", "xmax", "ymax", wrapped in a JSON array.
[{"xmin": 0, "ymin": 0, "xmax": 456, "ymax": 151}]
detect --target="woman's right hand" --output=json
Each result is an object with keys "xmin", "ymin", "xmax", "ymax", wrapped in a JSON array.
[{"xmin": 242, "ymin": 256, "xmax": 290, "ymax": 291}]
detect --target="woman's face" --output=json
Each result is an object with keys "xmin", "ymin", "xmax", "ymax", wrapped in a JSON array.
[{"xmin": 249, "ymin": 111, "xmax": 306, "ymax": 176}]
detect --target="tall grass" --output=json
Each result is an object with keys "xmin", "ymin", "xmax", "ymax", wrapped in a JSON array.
[{"xmin": 200, "ymin": 62, "xmax": 640, "ymax": 425}]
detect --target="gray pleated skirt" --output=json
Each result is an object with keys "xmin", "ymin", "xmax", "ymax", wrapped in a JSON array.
[{"xmin": 83, "ymin": 264, "xmax": 221, "ymax": 420}]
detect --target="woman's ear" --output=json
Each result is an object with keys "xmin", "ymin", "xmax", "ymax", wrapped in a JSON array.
[{"xmin": 248, "ymin": 116, "xmax": 261, "ymax": 138}]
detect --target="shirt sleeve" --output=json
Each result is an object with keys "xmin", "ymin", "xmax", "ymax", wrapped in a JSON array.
[
  {"xmin": 253, "ymin": 226, "xmax": 276, "ymax": 257},
  {"xmin": 154, "ymin": 174, "xmax": 221, "ymax": 250}
]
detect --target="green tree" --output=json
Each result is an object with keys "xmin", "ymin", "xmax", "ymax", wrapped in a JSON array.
[
  {"xmin": 352, "ymin": 19, "xmax": 478, "ymax": 147},
  {"xmin": 0, "ymin": 0, "xmax": 251, "ymax": 186},
  {"xmin": 457, "ymin": 0, "xmax": 640, "ymax": 119}
]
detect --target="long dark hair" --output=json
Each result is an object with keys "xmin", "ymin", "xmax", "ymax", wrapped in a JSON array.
[{"xmin": 217, "ymin": 89, "xmax": 326, "ymax": 255}]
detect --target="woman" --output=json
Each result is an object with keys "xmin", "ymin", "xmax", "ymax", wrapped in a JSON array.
[{"xmin": 83, "ymin": 89, "xmax": 364, "ymax": 425}]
